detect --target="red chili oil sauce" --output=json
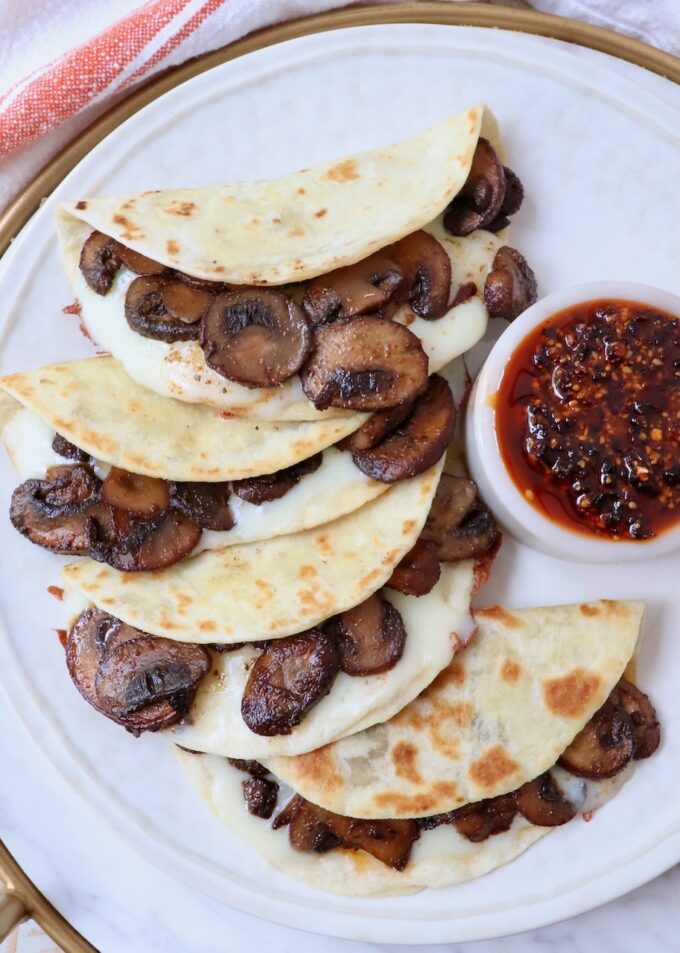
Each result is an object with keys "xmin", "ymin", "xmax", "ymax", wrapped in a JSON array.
[{"xmin": 495, "ymin": 299, "xmax": 680, "ymax": 541}]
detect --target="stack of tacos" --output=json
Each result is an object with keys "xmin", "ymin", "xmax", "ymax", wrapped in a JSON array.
[{"xmin": 0, "ymin": 105, "xmax": 660, "ymax": 896}]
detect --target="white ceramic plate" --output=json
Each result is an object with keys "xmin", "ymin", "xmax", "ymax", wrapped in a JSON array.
[{"xmin": 1, "ymin": 23, "xmax": 679, "ymax": 946}]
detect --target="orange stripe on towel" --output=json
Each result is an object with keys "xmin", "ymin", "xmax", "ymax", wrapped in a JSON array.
[
  {"xmin": 120, "ymin": 0, "xmax": 227, "ymax": 90},
  {"xmin": 0, "ymin": 0, "xmax": 191, "ymax": 157}
]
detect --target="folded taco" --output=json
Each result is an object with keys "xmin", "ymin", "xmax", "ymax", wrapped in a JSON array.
[
  {"xmin": 175, "ymin": 600, "xmax": 660, "ymax": 896},
  {"xmin": 56, "ymin": 106, "xmax": 536, "ymax": 421}
]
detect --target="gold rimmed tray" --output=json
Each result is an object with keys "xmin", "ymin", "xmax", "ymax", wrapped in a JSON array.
[{"xmin": 1, "ymin": 4, "xmax": 678, "ymax": 949}]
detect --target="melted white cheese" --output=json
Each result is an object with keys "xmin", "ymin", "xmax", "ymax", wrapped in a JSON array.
[
  {"xmin": 74, "ymin": 225, "xmax": 495, "ymax": 421},
  {"xmin": 172, "ymin": 560, "xmax": 475, "ymax": 758},
  {"xmin": 1, "ymin": 407, "xmax": 389, "ymax": 555},
  {"xmin": 172, "ymin": 751, "xmax": 634, "ymax": 897}
]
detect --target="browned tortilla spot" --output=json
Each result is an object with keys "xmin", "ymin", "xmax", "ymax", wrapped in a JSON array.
[
  {"xmin": 315, "ymin": 533, "xmax": 332, "ymax": 556},
  {"xmin": 358, "ymin": 568, "xmax": 381, "ymax": 589},
  {"xmin": 254, "ymin": 579, "xmax": 275, "ymax": 597},
  {"xmin": 297, "ymin": 588, "xmax": 332, "ymax": 613},
  {"xmin": 198, "ymin": 620, "xmax": 217, "ymax": 633},
  {"xmin": 75, "ymin": 200, "xmax": 88, "ymax": 210},
  {"xmin": 164, "ymin": 201, "xmax": 196, "ymax": 217},
  {"xmin": 299, "ymin": 565, "xmax": 317, "ymax": 580},
  {"xmin": 543, "ymin": 669, "xmax": 601, "ymax": 718},
  {"xmin": 501, "ymin": 658, "xmax": 521, "ymax": 683},
  {"xmin": 315, "ymin": 209, "xmax": 327, "ymax": 218},
  {"xmin": 373, "ymin": 781, "xmax": 460, "ymax": 815},
  {"xmin": 287, "ymin": 226, "xmax": 305, "ymax": 238},
  {"xmin": 602, "ymin": 598, "xmax": 628, "ymax": 616},
  {"xmin": 323, "ymin": 159, "xmax": 360, "ymax": 183},
  {"xmin": 391, "ymin": 742, "xmax": 423, "ymax": 784},
  {"xmin": 424, "ymin": 657, "xmax": 466, "ymax": 695},
  {"xmin": 475, "ymin": 605, "xmax": 521, "ymax": 628},
  {"xmin": 291, "ymin": 746, "xmax": 343, "ymax": 790},
  {"xmin": 580, "ymin": 604, "xmax": 600, "ymax": 617},
  {"xmin": 112, "ymin": 214, "xmax": 143, "ymax": 241},
  {"xmin": 166, "ymin": 239, "xmax": 180, "ymax": 256},
  {"xmin": 469, "ymin": 745, "xmax": 519, "ymax": 788}
]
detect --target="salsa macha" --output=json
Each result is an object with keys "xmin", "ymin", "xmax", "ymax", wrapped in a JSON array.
[{"xmin": 496, "ymin": 299, "xmax": 680, "ymax": 541}]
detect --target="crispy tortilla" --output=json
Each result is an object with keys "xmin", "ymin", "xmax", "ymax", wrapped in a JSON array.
[
  {"xmin": 57, "ymin": 107, "xmax": 486, "ymax": 285},
  {"xmin": 173, "ymin": 561, "xmax": 475, "ymax": 758},
  {"xmin": 61, "ymin": 458, "xmax": 444, "ymax": 643},
  {"xmin": 55, "ymin": 107, "xmax": 506, "ymax": 420},
  {"xmin": 0, "ymin": 358, "xmax": 364, "ymax": 481},
  {"xmin": 175, "ymin": 750, "xmax": 631, "ymax": 897},
  {"xmin": 268, "ymin": 601, "xmax": 643, "ymax": 817}
]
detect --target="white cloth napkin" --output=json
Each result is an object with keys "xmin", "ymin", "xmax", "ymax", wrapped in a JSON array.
[{"xmin": 0, "ymin": 0, "xmax": 678, "ymax": 215}]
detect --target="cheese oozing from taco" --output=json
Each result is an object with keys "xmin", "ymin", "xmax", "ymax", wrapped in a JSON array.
[
  {"xmin": 55, "ymin": 106, "xmax": 517, "ymax": 421},
  {"xmin": 61, "ymin": 458, "xmax": 445, "ymax": 643}
]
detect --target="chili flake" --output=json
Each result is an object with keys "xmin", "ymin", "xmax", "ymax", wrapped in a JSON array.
[{"xmin": 495, "ymin": 299, "xmax": 680, "ymax": 541}]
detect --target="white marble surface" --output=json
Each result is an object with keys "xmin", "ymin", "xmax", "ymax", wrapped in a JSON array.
[{"xmin": 2, "ymin": 25, "xmax": 680, "ymax": 953}]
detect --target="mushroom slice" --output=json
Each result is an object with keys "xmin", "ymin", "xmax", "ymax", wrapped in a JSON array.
[
  {"xmin": 241, "ymin": 630, "xmax": 339, "ymax": 736},
  {"xmin": 95, "ymin": 635, "xmax": 210, "ymax": 719},
  {"xmin": 161, "ymin": 281, "xmax": 213, "ymax": 323},
  {"xmin": 66, "ymin": 608, "xmax": 119, "ymax": 714},
  {"xmin": 116, "ymin": 245, "xmax": 167, "ymax": 275},
  {"xmin": 386, "ymin": 539, "xmax": 441, "ymax": 597},
  {"xmin": 52, "ymin": 434, "xmax": 90, "ymax": 463},
  {"xmin": 424, "ymin": 499, "xmax": 500, "ymax": 562},
  {"xmin": 168, "ymin": 481, "xmax": 233, "ymax": 531},
  {"xmin": 443, "ymin": 138, "xmax": 506, "ymax": 236},
  {"xmin": 558, "ymin": 699, "xmax": 635, "ymax": 779},
  {"xmin": 228, "ymin": 758, "xmax": 270, "ymax": 778},
  {"xmin": 102, "ymin": 468, "xmax": 170, "ymax": 516},
  {"xmin": 10, "ymin": 465, "xmax": 102, "ymax": 555},
  {"xmin": 337, "ymin": 404, "xmax": 413, "ymax": 453},
  {"xmin": 499, "ymin": 167, "xmax": 525, "ymax": 216},
  {"xmin": 79, "ymin": 231, "xmax": 122, "ymax": 295},
  {"xmin": 66, "ymin": 609, "xmax": 184, "ymax": 733},
  {"xmin": 351, "ymin": 374, "xmax": 455, "ymax": 482},
  {"xmin": 486, "ymin": 167, "xmax": 526, "ymax": 232},
  {"xmin": 201, "ymin": 289, "xmax": 312, "ymax": 387},
  {"xmin": 242, "ymin": 777, "xmax": 279, "ymax": 819},
  {"xmin": 452, "ymin": 793, "xmax": 518, "ymax": 842},
  {"xmin": 484, "ymin": 246, "xmax": 538, "ymax": 322},
  {"xmin": 388, "ymin": 230, "xmax": 452, "ymax": 320},
  {"xmin": 614, "ymin": 679, "xmax": 661, "ymax": 760},
  {"xmin": 423, "ymin": 475, "xmax": 478, "ymax": 542},
  {"xmin": 301, "ymin": 252, "xmax": 403, "ymax": 326},
  {"xmin": 125, "ymin": 275, "xmax": 201, "ymax": 342},
  {"xmin": 231, "ymin": 453, "xmax": 322, "ymax": 505},
  {"xmin": 326, "ymin": 592, "xmax": 407, "ymax": 676},
  {"xmin": 172, "ymin": 271, "xmax": 233, "ymax": 293},
  {"xmin": 301, "ymin": 316, "xmax": 428, "ymax": 412},
  {"xmin": 287, "ymin": 797, "xmax": 419, "ymax": 870},
  {"xmin": 515, "ymin": 772, "xmax": 580, "ymax": 827},
  {"xmin": 90, "ymin": 509, "xmax": 201, "ymax": 571}
]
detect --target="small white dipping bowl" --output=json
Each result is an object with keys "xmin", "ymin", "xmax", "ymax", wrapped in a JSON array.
[{"xmin": 465, "ymin": 281, "xmax": 680, "ymax": 563}]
